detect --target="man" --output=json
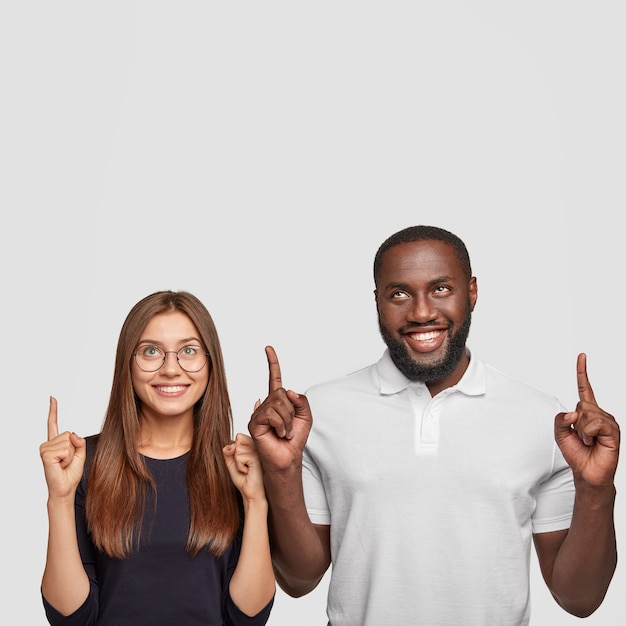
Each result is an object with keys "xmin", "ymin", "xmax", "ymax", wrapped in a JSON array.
[{"xmin": 248, "ymin": 225, "xmax": 619, "ymax": 625}]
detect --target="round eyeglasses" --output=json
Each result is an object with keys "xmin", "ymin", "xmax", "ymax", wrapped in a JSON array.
[{"xmin": 132, "ymin": 344, "xmax": 210, "ymax": 373}]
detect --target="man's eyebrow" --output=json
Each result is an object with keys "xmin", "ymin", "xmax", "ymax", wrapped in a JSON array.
[
  {"xmin": 383, "ymin": 281, "xmax": 411, "ymax": 291},
  {"xmin": 384, "ymin": 276, "xmax": 455, "ymax": 290}
]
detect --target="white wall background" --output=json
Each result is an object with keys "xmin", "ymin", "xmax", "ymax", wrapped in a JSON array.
[{"xmin": 2, "ymin": 2, "xmax": 624, "ymax": 624}]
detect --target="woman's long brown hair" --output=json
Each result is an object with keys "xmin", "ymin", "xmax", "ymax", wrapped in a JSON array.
[{"xmin": 85, "ymin": 291, "xmax": 239, "ymax": 558}]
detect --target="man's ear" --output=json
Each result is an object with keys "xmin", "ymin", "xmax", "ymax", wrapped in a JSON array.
[{"xmin": 468, "ymin": 277, "xmax": 478, "ymax": 311}]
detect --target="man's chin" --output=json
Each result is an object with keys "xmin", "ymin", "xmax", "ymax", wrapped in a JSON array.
[
  {"xmin": 405, "ymin": 345, "xmax": 444, "ymax": 364},
  {"xmin": 387, "ymin": 346, "xmax": 440, "ymax": 380},
  {"xmin": 386, "ymin": 337, "xmax": 466, "ymax": 383}
]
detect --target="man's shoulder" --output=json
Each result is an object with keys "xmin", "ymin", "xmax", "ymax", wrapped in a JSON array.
[{"xmin": 482, "ymin": 361, "xmax": 562, "ymax": 406}]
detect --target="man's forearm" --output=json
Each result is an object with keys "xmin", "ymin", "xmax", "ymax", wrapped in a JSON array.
[
  {"xmin": 264, "ymin": 468, "xmax": 331, "ymax": 596},
  {"xmin": 550, "ymin": 485, "xmax": 617, "ymax": 617}
]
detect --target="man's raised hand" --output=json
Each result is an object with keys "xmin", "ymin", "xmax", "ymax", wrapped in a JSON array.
[
  {"xmin": 248, "ymin": 346, "xmax": 312, "ymax": 473},
  {"xmin": 555, "ymin": 354, "xmax": 620, "ymax": 488}
]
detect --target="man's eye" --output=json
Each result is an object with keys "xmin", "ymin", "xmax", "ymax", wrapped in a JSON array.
[{"xmin": 391, "ymin": 290, "xmax": 408, "ymax": 299}]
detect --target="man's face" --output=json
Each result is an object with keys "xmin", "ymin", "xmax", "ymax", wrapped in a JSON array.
[{"xmin": 375, "ymin": 239, "xmax": 477, "ymax": 391}]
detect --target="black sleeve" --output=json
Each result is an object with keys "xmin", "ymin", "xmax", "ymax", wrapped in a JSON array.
[{"xmin": 223, "ymin": 596, "xmax": 275, "ymax": 626}]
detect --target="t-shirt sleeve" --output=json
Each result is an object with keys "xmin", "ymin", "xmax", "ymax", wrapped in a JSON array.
[
  {"xmin": 223, "ymin": 595, "xmax": 274, "ymax": 626},
  {"xmin": 532, "ymin": 441, "xmax": 575, "ymax": 534},
  {"xmin": 42, "ymin": 587, "xmax": 98, "ymax": 626},
  {"xmin": 302, "ymin": 442, "xmax": 331, "ymax": 525}
]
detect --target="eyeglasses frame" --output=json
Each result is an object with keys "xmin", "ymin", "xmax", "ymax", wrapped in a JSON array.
[{"xmin": 132, "ymin": 345, "xmax": 210, "ymax": 373}]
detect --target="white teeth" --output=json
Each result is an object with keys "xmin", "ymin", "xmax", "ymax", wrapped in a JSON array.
[
  {"xmin": 156, "ymin": 385, "xmax": 186, "ymax": 393},
  {"xmin": 410, "ymin": 331, "xmax": 441, "ymax": 342}
]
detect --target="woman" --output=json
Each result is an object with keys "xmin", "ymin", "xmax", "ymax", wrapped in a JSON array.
[{"xmin": 40, "ymin": 291, "xmax": 275, "ymax": 625}]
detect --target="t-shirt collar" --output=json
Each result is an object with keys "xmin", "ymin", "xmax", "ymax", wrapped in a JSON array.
[{"xmin": 376, "ymin": 347, "xmax": 487, "ymax": 396}]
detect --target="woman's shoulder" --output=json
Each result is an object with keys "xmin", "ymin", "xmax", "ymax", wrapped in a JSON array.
[
  {"xmin": 81, "ymin": 434, "xmax": 101, "ymax": 481},
  {"xmin": 85, "ymin": 433, "xmax": 100, "ymax": 455}
]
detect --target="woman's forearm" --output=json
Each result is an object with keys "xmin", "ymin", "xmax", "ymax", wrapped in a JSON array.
[
  {"xmin": 229, "ymin": 499, "xmax": 275, "ymax": 616},
  {"xmin": 41, "ymin": 496, "xmax": 90, "ymax": 616}
]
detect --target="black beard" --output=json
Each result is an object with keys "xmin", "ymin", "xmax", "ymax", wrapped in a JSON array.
[{"xmin": 379, "ymin": 308, "xmax": 472, "ymax": 383}]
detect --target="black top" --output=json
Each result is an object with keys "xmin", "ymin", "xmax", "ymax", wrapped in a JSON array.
[{"xmin": 42, "ymin": 436, "xmax": 273, "ymax": 626}]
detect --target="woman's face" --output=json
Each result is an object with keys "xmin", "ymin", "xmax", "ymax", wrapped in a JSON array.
[{"xmin": 131, "ymin": 310, "xmax": 209, "ymax": 423}]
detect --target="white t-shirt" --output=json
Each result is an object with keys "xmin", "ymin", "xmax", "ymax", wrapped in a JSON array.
[{"xmin": 303, "ymin": 349, "xmax": 575, "ymax": 626}]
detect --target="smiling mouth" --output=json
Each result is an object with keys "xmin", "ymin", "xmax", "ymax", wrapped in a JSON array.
[
  {"xmin": 406, "ymin": 330, "xmax": 443, "ymax": 342},
  {"xmin": 155, "ymin": 385, "xmax": 187, "ymax": 393}
]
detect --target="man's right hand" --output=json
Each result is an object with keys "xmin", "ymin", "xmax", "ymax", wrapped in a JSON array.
[{"xmin": 248, "ymin": 346, "xmax": 312, "ymax": 473}]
